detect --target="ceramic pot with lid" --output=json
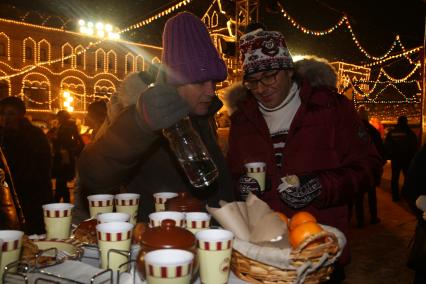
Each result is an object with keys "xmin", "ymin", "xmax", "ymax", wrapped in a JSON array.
[
  {"xmin": 136, "ymin": 219, "xmax": 197, "ymax": 278},
  {"xmin": 165, "ymin": 191, "xmax": 204, "ymax": 212}
]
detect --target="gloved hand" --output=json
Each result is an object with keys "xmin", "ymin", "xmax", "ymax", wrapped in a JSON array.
[
  {"xmin": 136, "ymin": 84, "xmax": 191, "ymax": 130},
  {"xmin": 415, "ymin": 195, "xmax": 426, "ymax": 221},
  {"xmin": 278, "ymin": 175, "xmax": 322, "ymax": 209}
]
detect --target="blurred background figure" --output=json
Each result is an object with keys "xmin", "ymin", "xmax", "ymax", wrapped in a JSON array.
[
  {"xmin": 51, "ymin": 110, "xmax": 84, "ymax": 203},
  {"xmin": 86, "ymin": 100, "xmax": 107, "ymax": 139},
  {"xmin": 353, "ymin": 107, "xmax": 386, "ymax": 228},
  {"xmin": 384, "ymin": 115, "xmax": 418, "ymax": 202},
  {"xmin": 402, "ymin": 144, "xmax": 426, "ymax": 284},
  {"xmin": 0, "ymin": 96, "xmax": 52, "ymax": 234}
]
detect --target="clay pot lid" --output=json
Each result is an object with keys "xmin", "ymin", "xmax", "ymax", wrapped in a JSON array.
[
  {"xmin": 141, "ymin": 219, "xmax": 195, "ymax": 249},
  {"xmin": 165, "ymin": 191, "xmax": 204, "ymax": 212}
]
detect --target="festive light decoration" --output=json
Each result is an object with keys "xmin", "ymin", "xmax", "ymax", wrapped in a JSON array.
[
  {"xmin": 362, "ymin": 46, "xmax": 422, "ymax": 67},
  {"xmin": 120, "ymin": 0, "xmax": 194, "ymax": 33},
  {"xmin": 37, "ymin": 39, "xmax": 51, "ymax": 65},
  {"xmin": 276, "ymin": 2, "xmax": 419, "ymax": 61},
  {"xmin": 62, "ymin": 90, "xmax": 74, "ymax": 112},
  {"xmin": 78, "ymin": 19, "xmax": 120, "ymax": 40},
  {"xmin": 125, "ymin": 53, "xmax": 135, "ymax": 74}
]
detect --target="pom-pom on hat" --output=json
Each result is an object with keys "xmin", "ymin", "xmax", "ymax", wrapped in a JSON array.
[
  {"xmin": 161, "ymin": 12, "xmax": 227, "ymax": 86},
  {"xmin": 239, "ymin": 29, "xmax": 294, "ymax": 77}
]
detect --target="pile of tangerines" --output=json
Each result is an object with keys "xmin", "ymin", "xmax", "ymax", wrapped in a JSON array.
[{"xmin": 276, "ymin": 211, "xmax": 324, "ymax": 249}]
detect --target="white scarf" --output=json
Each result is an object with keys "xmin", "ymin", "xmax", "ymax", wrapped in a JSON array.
[{"xmin": 259, "ymin": 82, "xmax": 301, "ymax": 135}]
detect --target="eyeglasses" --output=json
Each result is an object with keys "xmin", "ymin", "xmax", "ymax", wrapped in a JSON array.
[{"xmin": 243, "ymin": 71, "xmax": 280, "ymax": 90}]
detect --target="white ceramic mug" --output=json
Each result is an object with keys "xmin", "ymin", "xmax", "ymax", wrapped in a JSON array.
[
  {"xmin": 144, "ymin": 249, "xmax": 194, "ymax": 284},
  {"xmin": 244, "ymin": 162, "xmax": 266, "ymax": 192},
  {"xmin": 153, "ymin": 192, "xmax": 178, "ymax": 212},
  {"xmin": 196, "ymin": 229, "xmax": 234, "ymax": 284},
  {"xmin": 42, "ymin": 203, "xmax": 74, "ymax": 239},
  {"xmin": 115, "ymin": 193, "xmax": 140, "ymax": 225},
  {"xmin": 87, "ymin": 194, "xmax": 114, "ymax": 218},
  {"xmin": 148, "ymin": 211, "xmax": 186, "ymax": 228},
  {"xmin": 96, "ymin": 221, "xmax": 134, "ymax": 272},
  {"xmin": 185, "ymin": 212, "xmax": 210, "ymax": 235},
  {"xmin": 0, "ymin": 230, "xmax": 24, "ymax": 283}
]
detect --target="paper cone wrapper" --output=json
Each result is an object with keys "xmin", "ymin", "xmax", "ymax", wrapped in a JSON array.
[
  {"xmin": 249, "ymin": 212, "xmax": 288, "ymax": 243},
  {"xmin": 246, "ymin": 193, "xmax": 274, "ymax": 230},
  {"xmin": 206, "ymin": 203, "xmax": 250, "ymax": 241}
]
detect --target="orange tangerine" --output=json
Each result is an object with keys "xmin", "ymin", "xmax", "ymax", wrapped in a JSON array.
[
  {"xmin": 289, "ymin": 221, "xmax": 323, "ymax": 248},
  {"xmin": 276, "ymin": 211, "xmax": 289, "ymax": 226},
  {"xmin": 289, "ymin": 211, "xmax": 317, "ymax": 231}
]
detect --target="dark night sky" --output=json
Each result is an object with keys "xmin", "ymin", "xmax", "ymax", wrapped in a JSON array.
[{"xmin": 2, "ymin": 0, "xmax": 425, "ymax": 65}]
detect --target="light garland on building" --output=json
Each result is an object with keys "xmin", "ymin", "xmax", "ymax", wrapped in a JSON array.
[
  {"xmin": 120, "ymin": 0, "xmax": 194, "ymax": 33},
  {"xmin": 277, "ymin": 2, "xmax": 418, "ymax": 61},
  {"xmin": 362, "ymin": 46, "xmax": 422, "ymax": 67},
  {"xmin": 0, "ymin": 32, "xmax": 11, "ymax": 60}
]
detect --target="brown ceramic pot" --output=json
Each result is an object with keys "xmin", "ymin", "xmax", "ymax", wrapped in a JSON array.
[
  {"xmin": 136, "ymin": 219, "xmax": 197, "ymax": 278},
  {"xmin": 164, "ymin": 191, "xmax": 204, "ymax": 212}
]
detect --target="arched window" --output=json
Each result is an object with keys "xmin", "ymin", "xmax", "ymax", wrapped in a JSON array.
[
  {"xmin": 107, "ymin": 50, "xmax": 117, "ymax": 73},
  {"xmin": 74, "ymin": 45, "xmax": 85, "ymax": 69},
  {"xmin": 38, "ymin": 39, "xmax": 51, "ymax": 64},
  {"xmin": 23, "ymin": 37, "xmax": 37, "ymax": 63},
  {"xmin": 125, "ymin": 53, "xmax": 134, "ymax": 74},
  {"xmin": 62, "ymin": 43, "xmax": 73, "ymax": 67},
  {"xmin": 21, "ymin": 73, "xmax": 51, "ymax": 110},
  {"xmin": 95, "ymin": 49, "xmax": 106, "ymax": 72},
  {"xmin": 136, "ymin": 55, "xmax": 144, "ymax": 71},
  {"xmin": 0, "ymin": 32, "xmax": 10, "ymax": 60}
]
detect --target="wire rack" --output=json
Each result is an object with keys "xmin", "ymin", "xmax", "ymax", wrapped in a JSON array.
[{"xmin": 2, "ymin": 244, "xmax": 142, "ymax": 284}]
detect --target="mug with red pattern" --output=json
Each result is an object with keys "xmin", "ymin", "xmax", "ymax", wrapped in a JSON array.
[
  {"xmin": 196, "ymin": 229, "xmax": 234, "ymax": 284},
  {"xmin": 0, "ymin": 230, "xmax": 24, "ymax": 281},
  {"xmin": 114, "ymin": 193, "xmax": 140, "ymax": 225},
  {"xmin": 144, "ymin": 249, "xmax": 194, "ymax": 284},
  {"xmin": 87, "ymin": 194, "xmax": 114, "ymax": 218},
  {"xmin": 185, "ymin": 212, "xmax": 210, "ymax": 235}
]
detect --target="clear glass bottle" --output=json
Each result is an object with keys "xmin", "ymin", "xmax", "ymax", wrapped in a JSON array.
[{"xmin": 163, "ymin": 117, "xmax": 218, "ymax": 188}]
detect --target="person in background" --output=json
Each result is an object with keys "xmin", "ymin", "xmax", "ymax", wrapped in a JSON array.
[
  {"xmin": 51, "ymin": 110, "xmax": 84, "ymax": 203},
  {"xmin": 384, "ymin": 115, "xmax": 418, "ymax": 201},
  {"xmin": 352, "ymin": 107, "xmax": 385, "ymax": 228},
  {"xmin": 402, "ymin": 144, "xmax": 426, "ymax": 284},
  {"xmin": 226, "ymin": 26, "xmax": 383, "ymax": 282},
  {"xmin": 86, "ymin": 100, "xmax": 107, "ymax": 139},
  {"xmin": 0, "ymin": 96, "xmax": 52, "ymax": 234},
  {"xmin": 77, "ymin": 12, "xmax": 234, "ymax": 221}
]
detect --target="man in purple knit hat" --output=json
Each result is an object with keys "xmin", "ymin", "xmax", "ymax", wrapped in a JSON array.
[{"xmin": 77, "ymin": 12, "xmax": 234, "ymax": 221}]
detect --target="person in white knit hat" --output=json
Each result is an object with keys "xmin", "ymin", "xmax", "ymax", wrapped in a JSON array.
[{"xmin": 226, "ymin": 25, "xmax": 383, "ymax": 282}]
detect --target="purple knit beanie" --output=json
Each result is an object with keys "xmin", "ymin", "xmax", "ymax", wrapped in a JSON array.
[{"xmin": 162, "ymin": 12, "xmax": 227, "ymax": 85}]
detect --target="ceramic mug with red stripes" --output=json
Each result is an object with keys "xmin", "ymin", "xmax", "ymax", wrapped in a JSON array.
[
  {"xmin": 96, "ymin": 221, "xmax": 134, "ymax": 272},
  {"xmin": 87, "ymin": 194, "xmax": 114, "ymax": 218},
  {"xmin": 153, "ymin": 192, "xmax": 178, "ymax": 212},
  {"xmin": 144, "ymin": 249, "xmax": 194, "ymax": 284},
  {"xmin": 185, "ymin": 212, "xmax": 211, "ymax": 235},
  {"xmin": 148, "ymin": 211, "xmax": 186, "ymax": 228},
  {"xmin": 0, "ymin": 230, "xmax": 24, "ymax": 282},
  {"xmin": 196, "ymin": 229, "xmax": 234, "ymax": 284},
  {"xmin": 97, "ymin": 212, "xmax": 130, "ymax": 224},
  {"xmin": 115, "ymin": 193, "xmax": 140, "ymax": 225},
  {"xmin": 244, "ymin": 162, "xmax": 266, "ymax": 192},
  {"xmin": 42, "ymin": 203, "xmax": 74, "ymax": 239}
]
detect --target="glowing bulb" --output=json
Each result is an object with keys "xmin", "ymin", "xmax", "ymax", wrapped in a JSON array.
[
  {"xmin": 63, "ymin": 91, "xmax": 70, "ymax": 98},
  {"xmin": 78, "ymin": 19, "xmax": 85, "ymax": 26},
  {"xmin": 87, "ymin": 22, "xmax": 94, "ymax": 28},
  {"xmin": 96, "ymin": 22, "xmax": 104, "ymax": 30},
  {"xmin": 105, "ymin": 24, "xmax": 112, "ymax": 32},
  {"xmin": 67, "ymin": 106, "xmax": 74, "ymax": 112},
  {"xmin": 64, "ymin": 101, "xmax": 70, "ymax": 107}
]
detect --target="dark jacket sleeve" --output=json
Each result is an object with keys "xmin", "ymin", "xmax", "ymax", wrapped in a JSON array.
[
  {"xmin": 402, "ymin": 145, "xmax": 426, "ymax": 220},
  {"xmin": 77, "ymin": 106, "xmax": 158, "ymax": 194},
  {"xmin": 315, "ymin": 98, "xmax": 384, "ymax": 207}
]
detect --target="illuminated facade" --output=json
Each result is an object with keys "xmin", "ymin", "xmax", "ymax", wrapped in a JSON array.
[
  {"xmin": 330, "ymin": 61, "xmax": 371, "ymax": 100},
  {"xmin": 0, "ymin": 16, "xmax": 162, "ymax": 121}
]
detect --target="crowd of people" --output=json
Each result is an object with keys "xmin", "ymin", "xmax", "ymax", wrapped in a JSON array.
[{"xmin": 0, "ymin": 11, "xmax": 424, "ymax": 284}]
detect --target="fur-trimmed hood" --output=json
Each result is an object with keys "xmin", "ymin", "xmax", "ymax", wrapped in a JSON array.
[{"xmin": 222, "ymin": 56, "xmax": 337, "ymax": 115}]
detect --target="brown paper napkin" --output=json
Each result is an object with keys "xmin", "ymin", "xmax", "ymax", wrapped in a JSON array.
[{"xmin": 207, "ymin": 202, "xmax": 250, "ymax": 241}]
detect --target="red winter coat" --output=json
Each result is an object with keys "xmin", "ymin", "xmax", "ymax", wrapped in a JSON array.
[{"xmin": 226, "ymin": 63, "xmax": 383, "ymax": 265}]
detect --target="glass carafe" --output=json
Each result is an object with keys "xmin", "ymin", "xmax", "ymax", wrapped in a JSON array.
[{"xmin": 163, "ymin": 117, "xmax": 218, "ymax": 188}]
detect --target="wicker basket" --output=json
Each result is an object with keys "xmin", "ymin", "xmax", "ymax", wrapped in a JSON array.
[{"xmin": 231, "ymin": 230, "xmax": 339, "ymax": 284}]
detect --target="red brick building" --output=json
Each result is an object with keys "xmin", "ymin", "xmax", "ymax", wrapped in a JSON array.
[{"xmin": 0, "ymin": 11, "xmax": 162, "ymax": 122}]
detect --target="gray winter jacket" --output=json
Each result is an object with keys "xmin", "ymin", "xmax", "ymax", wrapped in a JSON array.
[{"xmin": 77, "ymin": 95, "xmax": 234, "ymax": 221}]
